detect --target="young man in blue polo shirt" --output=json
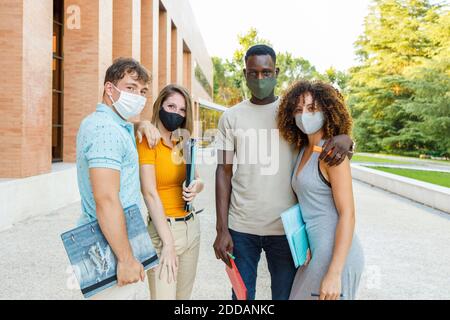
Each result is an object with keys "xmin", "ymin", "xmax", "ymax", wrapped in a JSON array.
[{"xmin": 76, "ymin": 58, "xmax": 176, "ymax": 299}]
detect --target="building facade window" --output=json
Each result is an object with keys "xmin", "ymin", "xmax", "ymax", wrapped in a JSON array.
[
  {"xmin": 52, "ymin": 0, "xmax": 64, "ymax": 162},
  {"xmin": 183, "ymin": 41, "xmax": 192, "ymax": 92},
  {"xmin": 194, "ymin": 61, "xmax": 212, "ymax": 98}
]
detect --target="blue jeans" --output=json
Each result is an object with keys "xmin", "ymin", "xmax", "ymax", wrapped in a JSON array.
[{"xmin": 229, "ymin": 229, "xmax": 297, "ymax": 300}]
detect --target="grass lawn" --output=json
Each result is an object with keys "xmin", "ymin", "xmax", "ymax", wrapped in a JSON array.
[
  {"xmin": 352, "ymin": 154, "xmax": 412, "ymax": 165},
  {"xmin": 372, "ymin": 167, "xmax": 450, "ymax": 188}
]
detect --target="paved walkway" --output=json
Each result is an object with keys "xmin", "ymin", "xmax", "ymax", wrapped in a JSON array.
[
  {"xmin": 0, "ymin": 160, "xmax": 449, "ymax": 300},
  {"xmin": 353, "ymin": 163, "xmax": 450, "ymax": 173},
  {"xmin": 355, "ymin": 153, "xmax": 450, "ymax": 172}
]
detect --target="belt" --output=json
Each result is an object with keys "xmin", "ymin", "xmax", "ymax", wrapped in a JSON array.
[
  {"xmin": 149, "ymin": 209, "xmax": 204, "ymax": 224},
  {"xmin": 172, "ymin": 211, "xmax": 195, "ymax": 223}
]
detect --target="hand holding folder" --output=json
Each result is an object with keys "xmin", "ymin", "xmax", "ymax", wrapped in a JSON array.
[
  {"xmin": 225, "ymin": 252, "xmax": 247, "ymax": 300},
  {"xmin": 281, "ymin": 204, "xmax": 310, "ymax": 268}
]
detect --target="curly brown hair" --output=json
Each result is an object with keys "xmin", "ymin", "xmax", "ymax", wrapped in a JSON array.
[{"xmin": 277, "ymin": 80, "xmax": 352, "ymax": 149}]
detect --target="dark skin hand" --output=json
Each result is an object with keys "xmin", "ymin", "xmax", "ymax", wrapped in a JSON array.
[
  {"xmin": 213, "ymin": 150, "xmax": 234, "ymax": 268},
  {"xmin": 320, "ymin": 135, "xmax": 354, "ymax": 166}
]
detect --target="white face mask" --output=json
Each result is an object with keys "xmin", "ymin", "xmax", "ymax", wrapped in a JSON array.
[
  {"xmin": 108, "ymin": 84, "xmax": 147, "ymax": 120},
  {"xmin": 295, "ymin": 111, "xmax": 325, "ymax": 135}
]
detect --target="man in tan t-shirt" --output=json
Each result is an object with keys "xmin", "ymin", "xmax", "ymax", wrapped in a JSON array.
[{"xmin": 213, "ymin": 45, "xmax": 353, "ymax": 300}]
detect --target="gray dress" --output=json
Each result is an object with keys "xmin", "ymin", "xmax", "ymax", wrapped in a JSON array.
[{"xmin": 289, "ymin": 142, "xmax": 364, "ymax": 300}]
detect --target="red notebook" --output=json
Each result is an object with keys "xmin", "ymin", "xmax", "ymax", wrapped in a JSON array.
[{"xmin": 225, "ymin": 258, "xmax": 247, "ymax": 300}]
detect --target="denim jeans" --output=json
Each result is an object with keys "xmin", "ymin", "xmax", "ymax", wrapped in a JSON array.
[{"xmin": 229, "ymin": 229, "xmax": 297, "ymax": 300}]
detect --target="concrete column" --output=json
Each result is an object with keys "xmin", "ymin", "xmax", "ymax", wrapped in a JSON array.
[
  {"xmin": 158, "ymin": 7, "xmax": 171, "ymax": 90},
  {"xmin": 141, "ymin": 0, "xmax": 159, "ymax": 119},
  {"xmin": 171, "ymin": 23, "xmax": 183, "ymax": 85},
  {"xmin": 113, "ymin": 0, "xmax": 141, "ymax": 61},
  {"xmin": 0, "ymin": 0, "xmax": 53, "ymax": 178},
  {"xmin": 63, "ymin": 0, "xmax": 113, "ymax": 162}
]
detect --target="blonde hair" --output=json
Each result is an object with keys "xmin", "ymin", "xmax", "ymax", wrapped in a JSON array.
[{"xmin": 151, "ymin": 84, "xmax": 194, "ymax": 136}]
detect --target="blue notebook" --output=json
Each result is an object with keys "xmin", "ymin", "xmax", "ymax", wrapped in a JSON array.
[
  {"xmin": 281, "ymin": 204, "xmax": 310, "ymax": 268},
  {"xmin": 184, "ymin": 138, "xmax": 197, "ymax": 212},
  {"xmin": 60, "ymin": 205, "xmax": 159, "ymax": 298}
]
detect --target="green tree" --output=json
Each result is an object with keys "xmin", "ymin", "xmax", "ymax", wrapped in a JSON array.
[
  {"xmin": 400, "ymin": 9, "xmax": 450, "ymax": 156},
  {"xmin": 276, "ymin": 52, "xmax": 320, "ymax": 93},
  {"xmin": 212, "ymin": 56, "xmax": 241, "ymax": 106},
  {"xmin": 315, "ymin": 67, "xmax": 351, "ymax": 92},
  {"xmin": 348, "ymin": 0, "xmax": 449, "ymax": 156}
]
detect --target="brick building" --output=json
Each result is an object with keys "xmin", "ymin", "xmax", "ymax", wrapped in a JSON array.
[
  {"xmin": 0, "ymin": 0, "xmax": 214, "ymax": 230},
  {"xmin": 0, "ymin": 0, "xmax": 213, "ymax": 179}
]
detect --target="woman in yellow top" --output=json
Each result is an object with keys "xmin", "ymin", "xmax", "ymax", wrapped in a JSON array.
[{"xmin": 137, "ymin": 84, "xmax": 204, "ymax": 300}]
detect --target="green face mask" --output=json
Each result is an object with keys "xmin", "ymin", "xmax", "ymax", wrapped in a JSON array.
[{"xmin": 246, "ymin": 77, "xmax": 277, "ymax": 100}]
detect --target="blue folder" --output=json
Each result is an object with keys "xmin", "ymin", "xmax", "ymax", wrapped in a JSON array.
[
  {"xmin": 60, "ymin": 205, "xmax": 159, "ymax": 298},
  {"xmin": 280, "ymin": 204, "xmax": 310, "ymax": 268}
]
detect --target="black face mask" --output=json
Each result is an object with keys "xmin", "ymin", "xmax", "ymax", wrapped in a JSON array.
[{"xmin": 159, "ymin": 108, "xmax": 185, "ymax": 132}]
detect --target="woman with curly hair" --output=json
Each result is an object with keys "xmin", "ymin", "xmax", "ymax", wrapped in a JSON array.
[{"xmin": 277, "ymin": 80, "xmax": 364, "ymax": 300}]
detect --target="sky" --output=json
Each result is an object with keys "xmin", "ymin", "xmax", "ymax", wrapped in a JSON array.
[{"xmin": 189, "ymin": 0, "xmax": 373, "ymax": 73}]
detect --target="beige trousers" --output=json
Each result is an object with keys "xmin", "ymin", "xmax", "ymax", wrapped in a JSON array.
[{"xmin": 147, "ymin": 214, "xmax": 200, "ymax": 300}]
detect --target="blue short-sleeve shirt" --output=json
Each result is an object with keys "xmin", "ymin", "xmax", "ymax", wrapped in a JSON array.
[{"xmin": 76, "ymin": 103, "xmax": 143, "ymax": 225}]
